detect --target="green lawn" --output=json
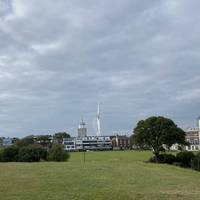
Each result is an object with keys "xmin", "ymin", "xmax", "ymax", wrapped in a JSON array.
[{"xmin": 0, "ymin": 151, "xmax": 200, "ymax": 200}]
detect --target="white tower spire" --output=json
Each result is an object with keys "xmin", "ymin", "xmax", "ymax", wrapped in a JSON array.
[{"xmin": 96, "ymin": 103, "xmax": 101, "ymax": 136}]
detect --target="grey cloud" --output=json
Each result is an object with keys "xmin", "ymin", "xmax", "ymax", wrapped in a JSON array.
[{"xmin": 0, "ymin": 0, "xmax": 199, "ymax": 137}]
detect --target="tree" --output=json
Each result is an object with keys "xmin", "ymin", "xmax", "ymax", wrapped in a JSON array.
[
  {"xmin": 18, "ymin": 144, "xmax": 48, "ymax": 162},
  {"xmin": 35, "ymin": 135, "xmax": 52, "ymax": 148},
  {"xmin": 53, "ymin": 132, "xmax": 70, "ymax": 144},
  {"xmin": 47, "ymin": 144, "xmax": 70, "ymax": 162},
  {"xmin": 15, "ymin": 135, "xmax": 35, "ymax": 147},
  {"xmin": 0, "ymin": 146, "xmax": 19, "ymax": 162},
  {"xmin": 133, "ymin": 116, "xmax": 187, "ymax": 162}
]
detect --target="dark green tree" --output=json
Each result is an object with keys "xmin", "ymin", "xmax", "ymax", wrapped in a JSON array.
[
  {"xmin": 133, "ymin": 116, "xmax": 187, "ymax": 162},
  {"xmin": 35, "ymin": 135, "xmax": 52, "ymax": 148},
  {"xmin": 54, "ymin": 132, "xmax": 70, "ymax": 139},
  {"xmin": 53, "ymin": 132, "xmax": 70, "ymax": 144},
  {"xmin": 15, "ymin": 135, "xmax": 35, "ymax": 147},
  {"xmin": 0, "ymin": 146, "xmax": 19, "ymax": 162},
  {"xmin": 18, "ymin": 144, "xmax": 48, "ymax": 162}
]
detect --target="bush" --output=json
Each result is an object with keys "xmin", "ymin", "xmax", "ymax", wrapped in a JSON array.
[
  {"xmin": 149, "ymin": 154, "xmax": 176, "ymax": 164},
  {"xmin": 162, "ymin": 154, "xmax": 176, "ymax": 164},
  {"xmin": 28, "ymin": 144, "xmax": 48, "ymax": 160},
  {"xmin": 149, "ymin": 154, "xmax": 164, "ymax": 163},
  {"xmin": 195, "ymin": 151, "xmax": 200, "ymax": 158},
  {"xmin": 0, "ymin": 144, "xmax": 70, "ymax": 163},
  {"xmin": 0, "ymin": 153, "xmax": 2, "ymax": 162},
  {"xmin": 149, "ymin": 156, "xmax": 156, "ymax": 163},
  {"xmin": 0, "ymin": 148, "xmax": 3, "ymax": 161},
  {"xmin": 0, "ymin": 146, "xmax": 19, "ymax": 162},
  {"xmin": 190, "ymin": 152, "xmax": 200, "ymax": 171},
  {"xmin": 176, "ymin": 151, "xmax": 195, "ymax": 167},
  {"xmin": 18, "ymin": 145, "xmax": 48, "ymax": 162},
  {"xmin": 47, "ymin": 144, "xmax": 70, "ymax": 162}
]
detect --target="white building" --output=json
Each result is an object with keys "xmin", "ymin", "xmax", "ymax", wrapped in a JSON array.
[
  {"xmin": 63, "ymin": 136, "xmax": 112, "ymax": 151},
  {"xmin": 2, "ymin": 137, "xmax": 13, "ymax": 146},
  {"xmin": 185, "ymin": 128, "xmax": 200, "ymax": 151},
  {"xmin": 63, "ymin": 137, "xmax": 76, "ymax": 151}
]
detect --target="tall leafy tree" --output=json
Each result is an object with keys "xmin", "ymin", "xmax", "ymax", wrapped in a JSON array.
[
  {"xmin": 36, "ymin": 135, "xmax": 52, "ymax": 148},
  {"xmin": 54, "ymin": 132, "xmax": 70, "ymax": 140},
  {"xmin": 15, "ymin": 135, "xmax": 35, "ymax": 147},
  {"xmin": 53, "ymin": 132, "xmax": 70, "ymax": 144},
  {"xmin": 133, "ymin": 116, "xmax": 187, "ymax": 162}
]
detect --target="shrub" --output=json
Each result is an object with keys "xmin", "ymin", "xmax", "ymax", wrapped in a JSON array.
[
  {"xmin": 190, "ymin": 152, "xmax": 200, "ymax": 171},
  {"xmin": 29, "ymin": 144, "xmax": 48, "ymax": 160},
  {"xmin": 47, "ymin": 144, "xmax": 70, "ymax": 162},
  {"xmin": 195, "ymin": 151, "xmax": 200, "ymax": 158},
  {"xmin": 0, "ymin": 152, "xmax": 2, "ymax": 162},
  {"xmin": 149, "ymin": 156, "xmax": 156, "ymax": 163},
  {"xmin": 149, "ymin": 154, "xmax": 164, "ymax": 163},
  {"xmin": 176, "ymin": 151, "xmax": 195, "ymax": 167},
  {"xmin": 149, "ymin": 154, "xmax": 176, "ymax": 164},
  {"xmin": 162, "ymin": 154, "xmax": 176, "ymax": 164},
  {"xmin": 18, "ymin": 145, "xmax": 48, "ymax": 162},
  {"xmin": 0, "ymin": 146, "xmax": 19, "ymax": 162}
]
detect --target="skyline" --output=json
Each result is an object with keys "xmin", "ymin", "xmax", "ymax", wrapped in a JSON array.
[
  {"xmin": 0, "ymin": 103, "xmax": 199, "ymax": 138},
  {"xmin": 0, "ymin": 0, "xmax": 200, "ymax": 137}
]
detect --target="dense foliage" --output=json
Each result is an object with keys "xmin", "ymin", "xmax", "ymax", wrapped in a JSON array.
[
  {"xmin": 47, "ymin": 144, "xmax": 70, "ymax": 162},
  {"xmin": 0, "ymin": 146, "xmax": 19, "ymax": 162},
  {"xmin": 18, "ymin": 145, "xmax": 48, "ymax": 162},
  {"xmin": 149, "ymin": 154, "xmax": 176, "ymax": 164},
  {"xmin": 0, "ymin": 144, "xmax": 69, "ymax": 162},
  {"xmin": 149, "ymin": 151, "xmax": 199, "ymax": 170},
  {"xmin": 54, "ymin": 132, "xmax": 70, "ymax": 139},
  {"xmin": 176, "ymin": 151, "xmax": 195, "ymax": 167},
  {"xmin": 15, "ymin": 136, "xmax": 35, "ymax": 147}
]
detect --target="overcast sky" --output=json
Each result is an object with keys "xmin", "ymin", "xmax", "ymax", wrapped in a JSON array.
[{"xmin": 0, "ymin": 0, "xmax": 200, "ymax": 138}]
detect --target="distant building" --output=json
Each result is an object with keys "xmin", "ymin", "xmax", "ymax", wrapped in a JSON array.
[
  {"xmin": 2, "ymin": 137, "xmax": 13, "ymax": 146},
  {"xmin": 77, "ymin": 119, "xmax": 87, "ymax": 138},
  {"xmin": 12, "ymin": 137, "xmax": 19, "ymax": 145},
  {"xmin": 111, "ymin": 135, "xmax": 130, "ymax": 150},
  {"xmin": 185, "ymin": 128, "xmax": 199, "ymax": 151},
  {"xmin": 63, "ymin": 136, "xmax": 112, "ymax": 151},
  {"xmin": 81, "ymin": 136, "xmax": 112, "ymax": 151},
  {"xmin": 34, "ymin": 135, "xmax": 53, "ymax": 147},
  {"xmin": 63, "ymin": 137, "xmax": 76, "ymax": 151}
]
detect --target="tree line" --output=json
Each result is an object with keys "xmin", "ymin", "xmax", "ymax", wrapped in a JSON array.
[{"xmin": 0, "ymin": 132, "xmax": 71, "ymax": 162}]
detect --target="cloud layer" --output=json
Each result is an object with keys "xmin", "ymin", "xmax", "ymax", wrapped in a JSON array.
[{"xmin": 0, "ymin": 0, "xmax": 200, "ymax": 137}]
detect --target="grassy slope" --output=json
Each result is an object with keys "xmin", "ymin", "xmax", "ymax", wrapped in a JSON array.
[{"xmin": 0, "ymin": 151, "xmax": 200, "ymax": 200}]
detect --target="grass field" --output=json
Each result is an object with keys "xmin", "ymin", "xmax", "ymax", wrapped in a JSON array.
[{"xmin": 0, "ymin": 151, "xmax": 200, "ymax": 200}]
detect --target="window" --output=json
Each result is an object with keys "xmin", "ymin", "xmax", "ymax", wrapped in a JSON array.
[{"xmin": 192, "ymin": 146, "xmax": 194, "ymax": 150}]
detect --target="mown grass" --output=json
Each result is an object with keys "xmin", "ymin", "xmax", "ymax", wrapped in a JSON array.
[{"xmin": 0, "ymin": 151, "xmax": 200, "ymax": 200}]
